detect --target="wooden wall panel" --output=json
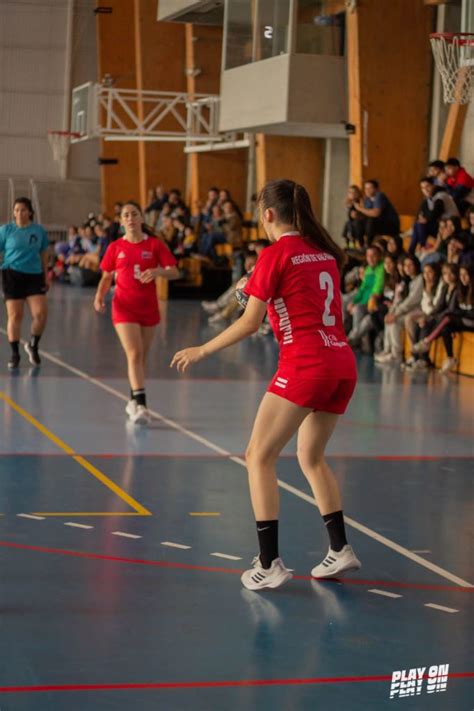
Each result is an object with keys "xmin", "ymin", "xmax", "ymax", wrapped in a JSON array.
[
  {"xmin": 256, "ymin": 135, "xmax": 325, "ymax": 219},
  {"xmin": 347, "ymin": 0, "xmax": 435, "ymax": 215}
]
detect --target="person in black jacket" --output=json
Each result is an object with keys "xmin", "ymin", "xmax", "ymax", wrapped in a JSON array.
[{"xmin": 409, "ymin": 178, "xmax": 459, "ymax": 254}]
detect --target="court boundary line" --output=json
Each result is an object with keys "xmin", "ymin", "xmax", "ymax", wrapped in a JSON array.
[
  {"xmin": 0, "ymin": 391, "xmax": 151, "ymax": 517},
  {"xmin": 0, "ymin": 672, "xmax": 472, "ymax": 694},
  {"xmin": 0, "ymin": 541, "xmax": 472, "ymax": 592},
  {"xmin": 1, "ymin": 334, "xmax": 471, "ymax": 588}
]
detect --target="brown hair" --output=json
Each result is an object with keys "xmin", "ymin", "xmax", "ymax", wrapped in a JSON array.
[{"xmin": 258, "ymin": 179, "xmax": 346, "ymax": 269}]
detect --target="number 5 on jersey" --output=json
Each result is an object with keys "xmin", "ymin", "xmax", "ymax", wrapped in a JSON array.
[{"xmin": 319, "ymin": 271, "xmax": 336, "ymax": 327}]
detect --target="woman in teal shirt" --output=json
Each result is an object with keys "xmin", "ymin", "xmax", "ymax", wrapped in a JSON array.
[{"xmin": 0, "ymin": 198, "xmax": 49, "ymax": 369}]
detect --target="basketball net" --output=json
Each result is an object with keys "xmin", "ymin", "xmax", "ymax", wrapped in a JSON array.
[
  {"xmin": 430, "ymin": 33, "xmax": 474, "ymax": 105},
  {"xmin": 48, "ymin": 130, "xmax": 80, "ymax": 163}
]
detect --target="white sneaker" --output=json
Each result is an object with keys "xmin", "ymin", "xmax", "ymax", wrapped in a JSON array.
[
  {"xmin": 413, "ymin": 359, "xmax": 428, "ymax": 371},
  {"xmin": 401, "ymin": 356, "xmax": 416, "ymax": 370},
  {"xmin": 208, "ymin": 312, "xmax": 227, "ymax": 325},
  {"xmin": 311, "ymin": 545, "xmax": 361, "ymax": 579},
  {"xmin": 201, "ymin": 300, "xmax": 219, "ymax": 314},
  {"xmin": 241, "ymin": 556, "xmax": 293, "ymax": 591},
  {"xmin": 127, "ymin": 403, "xmax": 151, "ymax": 425},
  {"xmin": 441, "ymin": 356, "xmax": 458, "ymax": 373},
  {"xmin": 412, "ymin": 339, "xmax": 430, "ymax": 355},
  {"xmin": 374, "ymin": 351, "xmax": 395, "ymax": 364},
  {"xmin": 125, "ymin": 399, "xmax": 137, "ymax": 418}
]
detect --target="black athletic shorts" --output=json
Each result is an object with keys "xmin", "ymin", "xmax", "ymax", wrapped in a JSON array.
[{"xmin": 2, "ymin": 269, "xmax": 47, "ymax": 301}]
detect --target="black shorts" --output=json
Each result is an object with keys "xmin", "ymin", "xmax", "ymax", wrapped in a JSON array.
[{"xmin": 2, "ymin": 269, "xmax": 47, "ymax": 301}]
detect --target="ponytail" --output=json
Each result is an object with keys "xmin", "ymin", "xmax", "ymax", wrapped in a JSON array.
[{"xmin": 259, "ymin": 179, "xmax": 346, "ymax": 270}]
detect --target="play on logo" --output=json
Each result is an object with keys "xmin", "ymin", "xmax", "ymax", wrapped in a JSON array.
[{"xmin": 389, "ymin": 664, "xmax": 449, "ymax": 699}]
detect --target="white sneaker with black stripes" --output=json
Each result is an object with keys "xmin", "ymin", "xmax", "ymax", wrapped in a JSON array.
[
  {"xmin": 241, "ymin": 556, "xmax": 293, "ymax": 591},
  {"xmin": 311, "ymin": 545, "xmax": 361, "ymax": 579}
]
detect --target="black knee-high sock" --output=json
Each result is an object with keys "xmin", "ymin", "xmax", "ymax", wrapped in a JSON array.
[
  {"xmin": 29, "ymin": 334, "xmax": 41, "ymax": 350},
  {"xmin": 256, "ymin": 520, "xmax": 279, "ymax": 569},
  {"xmin": 9, "ymin": 341, "xmax": 19, "ymax": 356},
  {"xmin": 132, "ymin": 388, "xmax": 146, "ymax": 407},
  {"xmin": 323, "ymin": 510, "xmax": 347, "ymax": 552}
]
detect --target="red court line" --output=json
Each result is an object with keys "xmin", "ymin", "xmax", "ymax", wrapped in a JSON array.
[
  {"xmin": 0, "ymin": 672, "xmax": 472, "ymax": 694},
  {"xmin": 343, "ymin": 419, "xmax": 472, "ymax": 438},
  {"xmin": 0, "ymin": 541, "xmax": 472, "ymax": 593},
  {"xmin": 0, "ymin": 453, "xmax": 472, "ymax": 460}
]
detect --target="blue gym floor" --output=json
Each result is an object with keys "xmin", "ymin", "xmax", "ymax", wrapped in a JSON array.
[{"xmin": 0, "ymin": 285, "xmax": 472, "ymax": 710}]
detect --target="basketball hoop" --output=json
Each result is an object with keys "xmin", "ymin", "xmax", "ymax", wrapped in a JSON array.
[
  {"xmin": 430, "ymin": 33, "xmax": 474, "ymax": 105},
  {"xmin": 47, "ymin": 130, "xmax": 81, "ymax": 163}
]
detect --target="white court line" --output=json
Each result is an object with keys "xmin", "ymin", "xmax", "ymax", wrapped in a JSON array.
[
  {"xmin": 424, "ymin": 603, "xmax": 459, "ymax": 614},
  {"xmin": 111, "ymin": 531, "xmax": 142, "ymax": 539},
  {"xmin": 210, "ymin": 552, "xmax": 242, "ymax": 561},
  {"xmin": 368, "ymin": 589, "xmax": 403, "ymax": 599},
  {"xmin": 161, "ymin": 541, "xmax": 191, "ymax": 550},
  {"xmin": 17, "ymin": 513, "xmax": 45, "ymax": 521},
  {"xmin": 5, "ymin": 332, "xmax": 471, "ymax": 589},
  {"xmin": 412, "ymin": 550, "xmax": 431, "ymax": 554},
  {"xmin": 64, "ymin": 522, "xmax": 93, "ymax": 530}
]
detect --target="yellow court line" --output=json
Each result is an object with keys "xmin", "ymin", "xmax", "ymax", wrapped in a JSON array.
[
  {"xmin": 189, "ymin": 512, "xmax": 221, "ymax": 517},
  {"xmin": 0, "ymin": 391, "xmax": 151, "ymax": 517},
  {"xmin": 33, "ymin": 512, "xmax": 146, "ymax": 517}
]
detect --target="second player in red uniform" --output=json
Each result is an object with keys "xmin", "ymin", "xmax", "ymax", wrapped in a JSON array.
[
  {"xmin": 172, "ymin": 179, "xmax": 360, "ymax": 590},
  {"xmin": 95, "ymin": 201, "xmax": 179, "ymax": 424}
]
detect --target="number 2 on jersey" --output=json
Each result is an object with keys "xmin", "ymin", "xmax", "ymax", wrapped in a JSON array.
[{"xmin": 319, "ymin": 271, "xmax": 336, "ymax": 327}]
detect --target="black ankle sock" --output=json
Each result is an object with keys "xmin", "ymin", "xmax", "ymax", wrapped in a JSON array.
[
  {"xmin": 323, "ymin": 510, "xmax": 347, "ymax": 552},
  {"xmin": 9, "ymin": 341, "xmax": 20, "ymax": 357},
  {"xmin": 256, "ymin": 519, "xmax": 279, "ymax": 569},
  {"xmin": 132, "ymin": 388, "xmax": 146, "ymax": 407},
  {"xmin": 30, "ymin": 335, "xmax": 41, "ymax": 350}
]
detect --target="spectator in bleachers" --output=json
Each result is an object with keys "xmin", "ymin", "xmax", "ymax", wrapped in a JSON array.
[
  {"xmin": 343, "ymin": 185, "xmax": 366, "ymax": 249},
  {"xmin": 352, "ymin": 180, "xmax": 400, "ymax": 245},
  {"xmin": 199, "ymin": 204, "xmax": 228, "ymax": 261},
  {"xmin": 344, "ymin": 245, "xmax": 385, "ymax": 341},
  {"xmin": 79, "ymin": 225, "xmax": 109, "ymax": 271},
  {"xmin": 145, "ymin": 185, "xmax": 169, "ymax": 227},
  {"xmin": 221, "ymin": 200, "xmax": 243, "ymax": 249},
  {"xmin": 386, "ymin": 234, "xmax": 406, "ymax": 261},
  {"xmin": 159, "ymin": 215, "xmax": 177, "ymax": 248},
  {"xmin": 374, "ymin": 255, "xmax": 423, "ymax": 364},
  {"xmin": 207, "ymin": 249, "xmax": 259, "ymax": 326},
  {"xmin": 403, "ymin": 262, "xmax": 444, "ymax": 364},
  {"xmin": 462, "ymin": 206, "xmax": 474, "ymax": 248},
  {"xmin": 409, "ymin": 177, "xmax": 459, "ymax": 254},
  {"xmin": 108, "ymin": 202, "xmax": 123, "ymax": 242},
  {"xmin": 445, "ymin": 158, "xmax": 474, "ymax": 216},
  {"xmin": 412, "ymin": 264, "xmax": 474, "ymax": 373},
  {"xmin": 405, "ymin": 262, "xmax": 458, "ymax": 370},
  {"xmin": 427, "ymin": 160, "xmax": 446, "ymax": 186},
  {"xmin": 168, "ymin": 188, "xmax": 190, "ymax": 222},
  {"xmin": 156, "ymin": 202, "xmax": 172, "ymax": 232}
]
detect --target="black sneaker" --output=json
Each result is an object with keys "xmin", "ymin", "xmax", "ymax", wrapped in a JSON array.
[
  {"xmin": 24, "ymin": 343, "xmax": 41, "ymax": 367},
  {"xmin": 8, "ymin": 354, "xmax": 20, "ymax": 370}
]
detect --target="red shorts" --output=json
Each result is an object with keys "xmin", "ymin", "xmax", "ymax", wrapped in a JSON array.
[
  {"xmin": 112, "ymin": 301, "xmax": 160, "ymax": 327},
  {"xmin": 268, "ymin": 371, "xmax": 356, "ymax": 414}
]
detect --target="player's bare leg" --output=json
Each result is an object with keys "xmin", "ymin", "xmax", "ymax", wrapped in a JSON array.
[
  {"xmin": 25, "ymin": 294, "xmax": 48, "ymax": 366},
  {"xmin": 297, "ymin": 410, "xmax": 361, "ymax": 578},
  {"xmin": 115, "ymin": 322, "xmax": 150, "ymax": 424},
  {"xmin": 241, "ymin": 393, "xmax": 310, "ymax": 590},
  {"xmin": 6, "ymin": 299, "xmax": 24, "ymax": 369}
]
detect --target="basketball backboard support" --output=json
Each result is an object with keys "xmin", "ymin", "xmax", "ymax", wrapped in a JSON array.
[{"xmin": 70, "ymin": 82, "xmax": 96, "ymax": 142}]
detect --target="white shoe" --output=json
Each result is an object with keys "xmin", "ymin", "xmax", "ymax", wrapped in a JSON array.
[
  {"xmin": 208, "ymin": 312, "xmax": 227, "ymax": 325},
  {"xmin": 125, "ymin": 400, "xmax": 137, "ymax": 418},
  {"xmin": 413, "ymin": 359, "xmax": 428, "ymax": 371},
  {"xmin": 201, "ymin": 300, "xmax": 219, "ymax": 314},
  {"xmin": 441, "ymin": 356, "xmax": 458, "ymax": 373},
  {"xmin": 311, "ymin": 545, "xmax": 361, "ymax": 579},
  {"xmin": 374, "ymin": 351, "xmax": 395, "ymax": 364},
  {"xmin": 412, "ymin": 339, "xmax": 430, "ymax": 355},
  {"xmin": 401, "ymin": 356, "xmax": 416, "ymax": 370},
  {"xmin": 241, "ymin": 556, "xmax": 293, "ymax": 591},
  {"xmin": 129, "ymin": 404, "xmax": 151, "ymax": 425}
]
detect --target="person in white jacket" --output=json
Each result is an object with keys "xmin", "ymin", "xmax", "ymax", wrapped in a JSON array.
[{"xmin": 375, "ymin": 255, "xmax": 423, "ymax": 364}]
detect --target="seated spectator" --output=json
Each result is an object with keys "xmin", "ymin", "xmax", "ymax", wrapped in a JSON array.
[
  {"xmin": 221, "ymin": 200, "xmax": 243, "ymax": 249},
  {"xmin": 199, "ymin": 205, "xmax": 228, "ymax": 261},
  {"xmin": 386, "ymin": 235, "xmax": 406, "ymax": 261},
  {"xmin": 207, "ymin": 250, "xmax": 259, "ymax": 326},
  {"xmin": 374, "ymin": 255, "xmax": 423, "ymax": 364},
  {"xmin": 217, "ymin": 189, "xmax": 243, "ymax": 220},
  {"xmin": 348, "ymin": 253, "xmax": 401, "ymax": 350},
  {"xmin": 429, "ymin": 216, "xmax": 461, "ymax": 260},
  {"xmin": 412, "ymin": 264, "xmax": 474, "ymax": 372},
  {"xmin": 445, "ymin": 157, "xmax": 474, "ymax": 215},
  {"xmin": 145, "ymin": 185, "xmax": 169, "ymax": 227},
  {"xmin": 168, "ymin": 189, "xmax": 190, "ymax": 222},
  {"xmin": 343, "ymin": 185, "xmax": 366, "ymax": 249},
  {"xmin": 108, "ymin": 202, "xmax": 123, "ymax": 241},
  {"xmin": 461, "ymin": 206, "xmax": 474, "ymax": 249},
  {"xmin": 159, "ymin": 215, "xmax": 177, "ymax": 247},
  {"xmin": 409, "ymin": 177, "xmax": 459, "ymax": 254},
  {"xmin": 169, "ymin": 218, "xmax": 196, "ymax": 257},
  {"xmin": 344, "ymin": 245, "xmax": 385, "ymax": 341},
  {"xmin": 406, "ymin": 262, "xmax": 458, "ymax": 370},
  {"xmin": 79, "ymin": 225, "xmax": 109, "ymax": 271},
  {"xmin": 447, "ymin": 233, "xmax": 474, "ymax": 268},
  {"xmin": 352, "ymin": 180, "xmax": 400, "ymax": 245},
  {"xmin": 403, "ymin": 263, "xmax": 444, "ymax": 366},
  {"xmin": 156, "ymin": 202, "xmax": 172, "ymax": 232},
  {"xmin": 427, "ymin": 159, "xmax": 446, "ymax": 186}
]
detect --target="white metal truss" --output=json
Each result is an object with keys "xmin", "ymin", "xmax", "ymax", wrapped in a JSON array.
[{"xmin": 71, "ymin": 83, "xmax": 249, "ymax": 153}]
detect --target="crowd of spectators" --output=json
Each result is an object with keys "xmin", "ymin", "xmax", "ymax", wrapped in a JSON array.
[{"xmin": 342, "ymin": 157, "xmax": 474, "ymax": 373}]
